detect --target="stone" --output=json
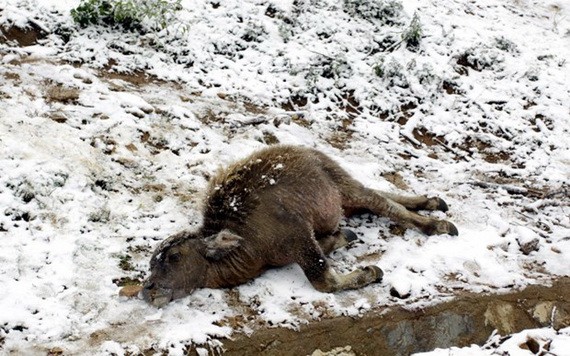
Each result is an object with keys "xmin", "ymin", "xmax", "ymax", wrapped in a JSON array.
[
  {"xmin": 532, "ymin": 302, "xmax": 556, "ymax": 326},
  {"xmin": 518, "ymin": 238, "xmax": 540, "ymax": 255}
]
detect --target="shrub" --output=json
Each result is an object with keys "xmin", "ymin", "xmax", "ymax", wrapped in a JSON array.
[
  {"xmin": 458, "ymin": 45, "xmax": 504, "ymax": 71},
  {"xmin": 493, "ymin": 36, "xmax": 519, "ymax": 54},
  {"xmin": 374, "ymin": 57, "xmax": 408, "ymax": 88},
  {"xmin": 71, "ymin": 0, "xmax": 182, "ymax": 32},
  {"xmin": 343, "ymin": 0, "xmax": 404, "ymax": 25},
  {"xmin": 402, "ymin": 12, "xmax": 422, "ymax": 51}
]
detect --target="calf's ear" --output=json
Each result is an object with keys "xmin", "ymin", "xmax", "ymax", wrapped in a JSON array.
[{"xmin": 204, "ymin": 230, "xmax": 243, "ymax": 260}]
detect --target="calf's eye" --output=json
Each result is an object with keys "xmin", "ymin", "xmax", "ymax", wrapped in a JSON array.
[{"xmin": 168, "ymin": 253, "xmax": 181, "ymax": 263}]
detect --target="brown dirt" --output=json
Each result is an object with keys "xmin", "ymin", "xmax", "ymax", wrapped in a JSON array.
[
  {"xmin": 381, "ymin": 172, "xmax": 410, "ymax": 190},
  {"xmin": 0, "ymin": 20, "xmax": 47, "ymax": 46},
  {"xmin": 98, "ymin": 59, "xmax": 167, "ymax": 87},
  {"xmin": 282, "ymin": 94, "xmax": 308, "ymax": 112},
  {"xmin": 44, "ymin": 84, "xmax": 80, "ymax": 104},
  {"xmin": 327, "ymin": 117, "xmax": 354, "ymax": 150},
  {"xmin": 410, "ymin": 127, "xmax": 445, "ymax": 147},
  {"xmin": 198, "ymin": 278, "xmax": 570, "ymax": 356}
]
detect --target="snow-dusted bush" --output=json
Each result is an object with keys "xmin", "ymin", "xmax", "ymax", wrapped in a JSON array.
[
  {"xmin": 241, "ymin": 21, "xmax": 267, "ymax": 43},
  {"xmin": 493, "ymin": 36, "xmax": 519, "ymax": 54},
  {"xmin": 71, "ymin": 0, "xmax": 182, "ymax": 32},
  {"xmin": 6, "ymin": 170, "xmax": 69, "ymax": 204},
  {"xmin": 457, "ymin": 44, "xmax": 505, "ymax": 71},
  {"xmin": 374, "ymin": 57, "xmax": 409, "ymax": 88},
  {"xmin": 343, "ymin": 0, "xmax": 404, "ymax": 25},
  {"xmin": 402, "ymin": 12, "xmax": 422, "ymax": 51}
]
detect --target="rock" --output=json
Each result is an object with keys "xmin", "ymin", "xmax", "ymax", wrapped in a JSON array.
[
  {"xmin": 389, "ymin": 277, "xmax": 412, "ymax": 299},
  {"xmin": 518, "ymin": 238, "xmax": 540, "ymax": 255},
  {"xmin": 119, "ymin": 285, "xmax": 143, "ymax": 298},
  {"xmin": 515, "ymin": 226, "xmax": 540, "ymax": 255},
  {"xmin": 390, "ymin": 286, "xmax": 411, "ymax": 299},
  {"xmin": 552, "ymin": 303, "xmax": 570, "ymax": 331},
  {"xmin": 47, "ymin": 347, "xmax": 64, "ymax": 355},
  {"xmin": 311, "ymin": 346, "xmax": 355, "ymax": 356},
  {"xmin": 519, "ymin": 337, "xmax": 541, "ymax": 353},
  {"xmin": 532, "ymin": 302, "xmax": 556, "ymax": 326},
  {"xmin": 484, "ymin": 302, "xmax": 517, "ymax": 334}
]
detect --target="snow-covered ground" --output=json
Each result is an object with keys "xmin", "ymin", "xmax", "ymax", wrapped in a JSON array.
[
  {"xmin": 1, "ymin": 0, "xmax": 569, "ymax": 354},
  {"xmin": 415, "ymin": 327, "xmax": 570, "ymax": 356}
]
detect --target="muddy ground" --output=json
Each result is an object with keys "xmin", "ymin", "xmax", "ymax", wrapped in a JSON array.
[{"xmin": 209, "ymin": 278, "xmax": 570, "ymax": 355}]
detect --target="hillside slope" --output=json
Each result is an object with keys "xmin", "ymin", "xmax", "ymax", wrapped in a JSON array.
[{"xmin": 1, "ymin": 0, "xmax": 569, "ymax": 354}]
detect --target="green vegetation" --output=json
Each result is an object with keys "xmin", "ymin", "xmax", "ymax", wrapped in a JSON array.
[
  {"xmin": 402, "ymin": 12, "xmax": 422, "ymax": 51},
  {"xmin": 494, "ymin": 36, "xmax": 519, "ymax": 54},
  {"xmin": 71, "ymin": 0, "xmax": 182, "ymax": 32},
  {"xmin": 374, "ymin": 57, "xmax": 409, "ymax": 88},
  {"xmin": 117, "ymin": 254, "xmax": 135, "ymax": 271},
  {"xmin": 343, "ymin": 0, "xmax": 404, "ymax": 25}
]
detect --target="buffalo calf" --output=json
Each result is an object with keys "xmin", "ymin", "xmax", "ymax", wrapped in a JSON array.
[{"xmin": 142, "ymin": 145, "xmax": 458, "ymax": 307}]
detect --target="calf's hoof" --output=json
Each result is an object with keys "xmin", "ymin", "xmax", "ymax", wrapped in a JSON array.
[
  {"xmin": 362, "ymin": 265, "xmax": 384, "ymax": 283},
  {"xmin": 447, "ymin": 222, "xmax": 459, "ymax": 236},
  {"xmin": 420, "ymin": 197, "xmax": 450, "ymax": 212},
  {"xmin": 424, "ymin": 220, "xmax": 459, "ymax": 236},
  {"xmin": 341, "ymin": 228, "xmax": 358, "ymax": 243},
  {"xmin": 436, "ymin": 198, "xmax": 449, "ymax": 212}
]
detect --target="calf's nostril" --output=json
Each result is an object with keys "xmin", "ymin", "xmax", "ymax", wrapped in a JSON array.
[{"xmin": 144, "ymin": 282, "xmax": 155, "ymax": 290}]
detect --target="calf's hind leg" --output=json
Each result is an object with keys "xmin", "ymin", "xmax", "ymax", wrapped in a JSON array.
[
  {"xmin": 331, "ymin": 174, "xmax": 457, "ymax": 235},
  {"xmin": 312, "ymin": 149, "xmax": 457, "ymax": 235},
  {"xmin": 346, "ymin": 187, "xmax": 458, "ymax": 236}
]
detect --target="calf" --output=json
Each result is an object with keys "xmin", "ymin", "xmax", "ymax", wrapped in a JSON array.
[{"xmin": 142, "ymin": 145, "xmax": 457, "ymax": 307}]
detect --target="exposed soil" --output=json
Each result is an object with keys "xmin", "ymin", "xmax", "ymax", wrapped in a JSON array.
[
  {"xmin": 457, "ymin": 136, "xmax": 511, "ymax": 163},
  {"xmin": 203, "ymin": 278, "xmax": 570, "ymax": 356},
  {"xmin": 0, "ymin": 19, "xmax": 47, "ymax": 46}
]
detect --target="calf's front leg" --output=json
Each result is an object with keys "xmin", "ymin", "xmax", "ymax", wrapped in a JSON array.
[
  {"xmin": 297, "ymin": 232, "xmax": 383, "ymax": 293},
  {"xmin": 316, "ymin": 228, "xmax": 358, "ymax": 255}
]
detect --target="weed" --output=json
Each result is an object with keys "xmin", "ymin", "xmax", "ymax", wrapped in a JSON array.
[
  {"xmin": 402, "ymin": 12, "xmax": 422, "ymax": 51},
  {"xmin": 241, "ymin": 21, "xmax": 267, "ymax": 43},
  {"xmin": 374, "ymin": 57, "xmax": 408, "ymax": 88},
  {"xmin": 494, "ymin": 36, "xmax": 519, "ymax": 54},
  {"xmin": 117, "ymin": 254, "xmax": 135, "ymax": 271},
  {"xmin": 374, "ymin": 62, "xmax": 385, "ymax": 78},
  {"xmin": 112, "ymin": 276, "xmax": 143, "ymax": 286},
  {"xmin": 415, "ymin": 63, "xmax": 438, "ymax": 85},
  {"xmin": 88, "ymin": 208, "xmax": 111, "ymax": 223},
  {"xmin": 6, "ymin": 171, "xmax": 68, "ymax": 204},
  {"xmin": 302, "ymin": 54, "xmax": 351, "ymax": 92},
  {"xmin": 278, "ymin": 23, "xmax": 293, "ymax": 43}
]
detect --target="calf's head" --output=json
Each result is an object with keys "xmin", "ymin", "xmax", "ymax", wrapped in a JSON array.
[{"xmin": 143, "ymin": 229, "xmax": 243, "ymax": 307}]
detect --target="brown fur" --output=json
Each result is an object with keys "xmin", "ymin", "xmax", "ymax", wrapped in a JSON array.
[{"xmin": 142, "ymin": 145, "xmax": 458, "ymax": 307}]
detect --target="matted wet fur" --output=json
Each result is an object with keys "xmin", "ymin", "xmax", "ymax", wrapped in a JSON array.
[{"xmin": 142, "ymin": 145, "xmax": 458, "ymax": 307}]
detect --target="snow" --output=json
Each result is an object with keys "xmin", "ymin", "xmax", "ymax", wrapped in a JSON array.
[
  {"xmin": 0, "ymin": 0, "xmax": 569, "ymax": 354},
  {"xmin": 415, "ymin": 327, "xmax": 570, "ymax": 356}
]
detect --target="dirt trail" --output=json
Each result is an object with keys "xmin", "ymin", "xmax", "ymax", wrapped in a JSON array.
[{"xmin": 209, "ymin": 278, "xmax": 570, "ymax": 356}]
